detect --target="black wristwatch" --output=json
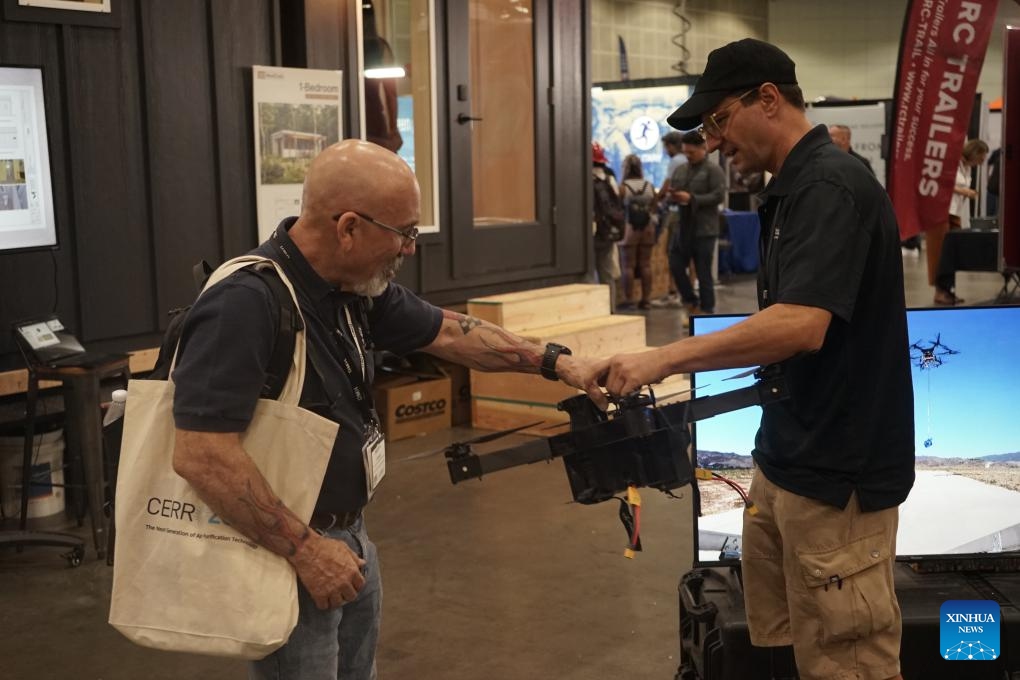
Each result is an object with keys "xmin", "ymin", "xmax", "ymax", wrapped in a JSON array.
[{"xmin": 540, "ymin": 343, "xmax": 572, "ymax": 381}]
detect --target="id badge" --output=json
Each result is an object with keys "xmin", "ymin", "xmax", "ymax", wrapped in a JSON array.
[{"xmin": 362, "ymin": 422, "xmax": 386, "ymax": 499}]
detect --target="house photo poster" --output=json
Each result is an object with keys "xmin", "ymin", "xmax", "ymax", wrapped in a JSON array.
[{"xmin": 252, "ymin": 66, "xmax": 343, "ymax": 240}]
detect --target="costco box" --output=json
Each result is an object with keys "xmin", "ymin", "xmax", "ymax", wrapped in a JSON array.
[{"xmin": 373, "ymin": 372, "xmax": 451, "ymax": 441}]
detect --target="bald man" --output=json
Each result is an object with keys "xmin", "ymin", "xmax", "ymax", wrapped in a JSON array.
[
  {"xmin": 172, "ymin": 140, "xmax": 600, "ymax": 680},
  {"xmin": 828, "ymin": 124, "xmax": 875, "ymax": 176}
]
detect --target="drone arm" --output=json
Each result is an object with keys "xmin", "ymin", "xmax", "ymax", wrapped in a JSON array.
[
  {"xmin": 662, "ymin": 375, "xmax": 788, "ymax": 424},
  {"xmin": 447, "ymin": 438, "xmax": 554, "ymax": 484}
]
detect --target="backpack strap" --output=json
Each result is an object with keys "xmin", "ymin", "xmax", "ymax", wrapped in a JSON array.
[{"xmin": 241, "ymin": 263, "xmax": 304, "ymax": 401}]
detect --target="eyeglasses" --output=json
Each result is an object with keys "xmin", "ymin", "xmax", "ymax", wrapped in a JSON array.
[
  {"xmin": 697, "ymin": 88, "xmax": 758, "ymax": 140},
  {"xmin": 333, "ymin": 211, "xmax": 419, "ymax": 245}
]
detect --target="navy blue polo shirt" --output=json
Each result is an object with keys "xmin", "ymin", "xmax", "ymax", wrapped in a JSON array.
[
  {"xmin": 753, "ymin": 125, "xmax": 915, "ymax": 512},
  {"xmin": 173, "ymin": 218, "xmax": 444, "ymax": 513}
]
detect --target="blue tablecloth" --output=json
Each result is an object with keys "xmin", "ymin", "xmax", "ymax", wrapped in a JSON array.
[{"xmin": 722, "ymin": 210, "xmax": 760, "ymax": 273}]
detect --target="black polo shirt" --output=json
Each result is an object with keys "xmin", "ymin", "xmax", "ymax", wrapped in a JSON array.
[
  {"xmin": 753, "ymin": 125, "xmax": 914, "ymax": 512},
  {"xmin": 173, "ymin": 218, "xmax": 444, "ymax": 514}
]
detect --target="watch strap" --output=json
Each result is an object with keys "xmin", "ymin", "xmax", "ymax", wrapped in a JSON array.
[{"xmin": 540, "ymin": 343, "xmax": 572, "ymax": 381}]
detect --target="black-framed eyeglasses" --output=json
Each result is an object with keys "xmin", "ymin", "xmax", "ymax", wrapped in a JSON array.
[
  {"xmin": 333, "ymin": 211, "xmax": 419, "ymax": 245},
  {"xmin": 696, "ymin": 87, "xmax": 758, "ymax": 140}
]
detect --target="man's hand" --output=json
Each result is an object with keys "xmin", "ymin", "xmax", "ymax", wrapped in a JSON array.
[
  {"xmin": 288, "ymin": 532, "xmax": 367, "ymax": 610},
  {"xmin": 602, "ymin": 347, "xmax": 672, "ymax": 398},
  {"xmin": 673, "ymin": 190, "xmax": 692, "ymax": 205},
  {"xmin": 557, "ymin": 355, "xmax": 610, "ymax": 410}
]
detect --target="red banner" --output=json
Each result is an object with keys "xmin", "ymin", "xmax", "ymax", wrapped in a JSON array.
[{"xmin": 889, "ymin": 0, "xmax": 999, "ymax": 239}]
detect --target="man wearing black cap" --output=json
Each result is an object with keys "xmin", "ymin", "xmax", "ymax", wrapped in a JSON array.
[{"xmin": 584, "ymin": 39, "xmax": 913, "ymax": 680}]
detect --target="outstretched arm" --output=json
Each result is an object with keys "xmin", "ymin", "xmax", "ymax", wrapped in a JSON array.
[{"xmin": 421, "ymin": 309, "xmax": 605, "ymax": 402}]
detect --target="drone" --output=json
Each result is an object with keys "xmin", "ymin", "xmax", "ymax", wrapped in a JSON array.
[
  {"xmin": 407, "ymin": 371, "xmax": 787, "ymax": 552},
  {"xmin": 909, "ymin": 333, "xmax": 961, "ymax": 448},
  {"xmin": 910, "ymin": 333, "xmax": 959, "ymax": 370}
]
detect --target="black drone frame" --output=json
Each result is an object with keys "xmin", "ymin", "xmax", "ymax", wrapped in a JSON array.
[{"xmin": 445, "ymin": 374, "xmax": 788, "ymax": 505}]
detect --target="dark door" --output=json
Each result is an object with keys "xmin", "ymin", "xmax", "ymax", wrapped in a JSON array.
[{"xmin": 445, "ymin": 0, "xmax": 556, "ymax": 280}]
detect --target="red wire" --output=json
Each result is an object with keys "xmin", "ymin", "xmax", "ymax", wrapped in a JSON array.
[{"xmin": 708, "ymin": 472, "xmax": 751, "ymax": 505}]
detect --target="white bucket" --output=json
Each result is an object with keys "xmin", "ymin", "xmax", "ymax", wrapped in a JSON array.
[{"xmin": 0, "ymin": 429, "xmax": 66, "ymax": 519}]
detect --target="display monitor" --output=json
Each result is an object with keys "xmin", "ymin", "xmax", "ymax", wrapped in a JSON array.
[
  {"xmin": 689, "ymin": 306, "xmax": 1020, "ymax": 564},
  {"xmin": 0, "ymin": 66, "xmax": 57, "ymax": 253}
]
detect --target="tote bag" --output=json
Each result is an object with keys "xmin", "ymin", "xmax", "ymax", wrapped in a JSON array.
[{"xmin": 108, "ymin": 255, "xmax": 338, "ymax": 659}]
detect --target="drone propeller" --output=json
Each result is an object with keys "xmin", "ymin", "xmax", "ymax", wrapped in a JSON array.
[
  {"xmin": 400, "ymin": 421, "xmax": 544, "ymax": 461},
  {"xmin": 724, "ymin": 366, "xmax": 761, "ymax": 380}
]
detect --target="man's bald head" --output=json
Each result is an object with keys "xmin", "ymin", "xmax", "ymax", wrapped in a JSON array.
[
  {"xmin": 289, "ymin": 140, "xmax": 421, "ymax": 291},
  {"xmin": 828, "ymin": 124, "xmax": 851, "ymax": 152},
  {"xmin": 301, "ymin": 139, "xmax": 420, "ymax": 226}
]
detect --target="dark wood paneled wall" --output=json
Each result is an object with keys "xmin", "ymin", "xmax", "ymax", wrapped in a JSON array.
[
  {"xmin": 0, "ymin": 0, "xmax": 277, "ymax": 371},
  {"xmin": 0, "ymin": 0, "xmax": 592, "ymax": 372}
]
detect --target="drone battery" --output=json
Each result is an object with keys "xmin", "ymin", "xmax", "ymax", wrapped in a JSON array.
[{"xmin": 561, "ymin": 409, "xmax": 692, "ymax": 505}]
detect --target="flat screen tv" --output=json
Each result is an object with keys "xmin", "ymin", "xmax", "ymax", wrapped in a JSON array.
[{"xmin": 689, "ymin": 305, "xmax": 1020, "ymax": 564}]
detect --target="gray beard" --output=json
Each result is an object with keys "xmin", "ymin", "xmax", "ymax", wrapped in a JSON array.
[{"xmin": 350, "ymin": 255, "xmax": 403, "ymax": 297}]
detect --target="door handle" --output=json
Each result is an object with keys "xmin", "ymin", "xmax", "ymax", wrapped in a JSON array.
[{"xmin": 457, "ymin": 113, "xmax": 483, "ymax": 124}]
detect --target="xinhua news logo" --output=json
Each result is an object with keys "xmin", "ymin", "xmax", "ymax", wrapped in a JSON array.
[{"xmin": 940, "ymin": 600, "xmax": 1000, "ymax": 661}]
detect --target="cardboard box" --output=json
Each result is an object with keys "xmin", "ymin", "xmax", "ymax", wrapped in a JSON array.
[
  {"xmin": 429, "ymin": 359, "xmax": 471, "ymax": 427},
  {"xmin": 373, "ymin": 372, "xmax": 451, "ymax": 442}
]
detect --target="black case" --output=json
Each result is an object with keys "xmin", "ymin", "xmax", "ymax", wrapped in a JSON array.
[{"xmin": 678, "ymin": 562, "xmax": 1020, "ymax": 680}]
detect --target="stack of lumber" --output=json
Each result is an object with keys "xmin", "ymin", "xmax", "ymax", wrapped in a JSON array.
[{"xmin": 468, "ymin": 283, "xmax": 689, "ymax": 436}]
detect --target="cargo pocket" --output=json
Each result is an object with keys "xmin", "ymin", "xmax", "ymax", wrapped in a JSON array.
[{"xmin": 796, "ymin": 532, "xmax": 896, "ymax": 645}]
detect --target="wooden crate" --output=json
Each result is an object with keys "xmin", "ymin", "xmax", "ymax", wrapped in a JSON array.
[
  {"xmin": 467, "ymin": 283, "xmax": 610, "ymax": 333},
  {"xmin": 470, "ymin": 314, "xmax": 646, "ymax": 407},
  {"xmin": 471, "ymin": 363, "xmax": 691, "ymax": 438}
]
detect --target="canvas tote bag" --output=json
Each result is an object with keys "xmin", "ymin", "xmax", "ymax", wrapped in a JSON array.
[{"xmin": 109, "ymin": 255, "xmax": 338, "ymax": 659}]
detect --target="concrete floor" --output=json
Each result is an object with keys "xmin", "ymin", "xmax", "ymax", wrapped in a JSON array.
[{"xmin": 0, "ymin": 248, "xmax": 1011, "ymax": 680}]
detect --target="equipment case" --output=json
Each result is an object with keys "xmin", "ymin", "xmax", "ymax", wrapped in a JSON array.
[{"xmin": 677, "ymin": 561, "xmax": 1020, "ymax": 679}]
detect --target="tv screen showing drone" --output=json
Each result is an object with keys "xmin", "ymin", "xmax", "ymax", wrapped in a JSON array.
[{"xmin": 689, "ymin": 305, "xmax": 1020, "ymax": 563}]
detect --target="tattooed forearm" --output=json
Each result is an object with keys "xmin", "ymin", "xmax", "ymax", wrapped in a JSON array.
[
  {"xmin": 435, "ymin": 309, "xmax": 547, "ymax": 373},
  {"xmin": 442, "ymin": 309, "xmax": 483, "ymax": 335},
  {"xmin": 233, "ymin": 479, "xmax": 310, "ymax": 557},
  {"xmin": 475, "ymin": 326, "xmax": 542, "ymax": 368}
]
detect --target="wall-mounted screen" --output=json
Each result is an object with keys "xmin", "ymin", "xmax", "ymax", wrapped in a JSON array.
[
  {"xmin": 0, "ymin": 66, "xmax": 57, "ymax": 253},
  {"xmin": 591, "ymin": 79, "xmax": 690, "ymax": 188},
  {"xmin": 690, "ymin": 306, "xmax": 1020, "ymax": 564}
]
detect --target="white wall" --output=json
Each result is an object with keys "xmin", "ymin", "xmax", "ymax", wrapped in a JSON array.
[
  {"xmin": 590, "ymin": 0, "xmax": 1019, "ymax": 105},
  {"xmin": 768, "ymin": 0, "xmax": 1020, "ymax": 104},
  {"xmin": 591, "ymin": 0, "xmax": 769, "ymax": 83}
]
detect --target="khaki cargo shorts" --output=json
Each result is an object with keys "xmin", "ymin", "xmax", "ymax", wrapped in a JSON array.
[{"xmin": 741, "ymin": 467, "xmax": 902, "ymax": 680}]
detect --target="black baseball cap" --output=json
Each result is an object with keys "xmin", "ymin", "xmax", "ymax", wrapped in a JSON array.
[{"xmin": 667, "ymin": 38, "xmax": 798, "ymax": 131}]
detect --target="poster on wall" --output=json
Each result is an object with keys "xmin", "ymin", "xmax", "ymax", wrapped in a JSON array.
[
  {"xmin": 591, "ymin": 82, "xmax": 690, "ymax": 188},
  {"xmin": 0, "ymin": 66, "xmax": 57, "ymax": 253},
  {"xmin": 808, "ymin": 102, "xmax": 889, "ymax": 188},
  {"xmin": 253, "ymin": 65, "xmax": 342, "ymax": 241},
  {"xmin": 17, "ymin": 0, "xmax": 110, "ymax": 11}
]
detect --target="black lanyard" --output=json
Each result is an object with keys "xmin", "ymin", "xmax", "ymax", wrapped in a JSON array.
[
  {"xmin": 335, "ymin": 302, "xmax": 378, "ymax": 426},
  {"xmin": 269, "ymin": 229, "xmax": 378, "ymax": 426}
]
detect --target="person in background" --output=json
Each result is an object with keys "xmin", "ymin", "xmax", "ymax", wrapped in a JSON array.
[
  {"xmin": 172, "ymin": 139, "xmax": 601, "ymax": 680},
  {"xmin": 579, "ymin": 38, "xmax": 912, "ymax": 680},
  {"xmin": 617, "ymin": 154, "xmax": 658, "ymax": 309},
  {"xmin": 667, "ymin": 130, "xmax": 725, "ymax": 320},
  {"xmin": 949, "ymin": 138, "xmax": 989, "ymax": 231},
  {"xmin": 929, "ymin": 138, "xmax": 988, "ymax": 305},
  {"xmin": 651, "ymin": 131, "xmax": 687, "ymax": 308},
  {"xmin": 828, "ymin": 124, "xmax": 874, "ymax": 176},
  {"xmin": 591, "ymin": 142, "xmax": 624, "ymax": 308}
]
